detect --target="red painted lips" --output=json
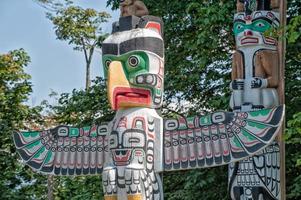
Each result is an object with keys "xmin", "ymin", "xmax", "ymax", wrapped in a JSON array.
[
  {"xmin": 241, "ymin": 37, "xmax": 259, "ymax": 45},
  {"xmin": 113, "ymin": 87, "xmax": 151, "ymax": 110}
]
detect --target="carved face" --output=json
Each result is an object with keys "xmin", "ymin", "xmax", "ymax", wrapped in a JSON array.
[
  {"xmin": 109, "ymin": 115, "xmax": 151, "ymax": 167},
  {"xmin": 109, "ymin": 129, "xmax": 146, "ymax": 166},
  {"xmin": 234, "ymin": 11, "xmax": 279, "ymax": 48},
  {"xmin": 102, "ymin": 28, "xmax": 164, "ymax": 110}
]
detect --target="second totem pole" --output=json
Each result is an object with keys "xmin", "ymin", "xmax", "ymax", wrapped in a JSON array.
[{"xmin": 229, "ymin": 0, "xmax": 286, "ymax": 199}]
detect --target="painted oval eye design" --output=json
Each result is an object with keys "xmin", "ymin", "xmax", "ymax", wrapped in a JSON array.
[
  {"xmin": 129, "ymin": 138, "xmax": 140, "ymax": 143},
  {"xmin": 105, "ymin": 60, "xmax": 112, "ymax": 69},
  {"xmin": 233, "ymin": 22, "xmax": 245, "ymax": 35},
  {"xmin": 256, "ymin": 22, "xmax": 265, "ymax": 27},
  {"xmin": 109, "ymin": 132, "xmax": 118, "ymax": 148},
  {"xmin": 128, "ymin": 56, "xmax": 140, "ymax": 67},
  {"xmin": 237, "ymin": 24, "xmax": 243, "ymax": 30}
]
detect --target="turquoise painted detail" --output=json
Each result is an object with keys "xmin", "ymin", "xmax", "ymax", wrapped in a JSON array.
[
  {"xmin": 186, "ymin": 117, "xmax": 195, "ymax": 126},
  {"xmin": 23, "ymin": 131, "xmax": 39, "ymax": 138},
  {"xmin": 242, "ymin": 130, "xmax": 257, "ymax": 141},
  {"xmin": 248, "ymin": 121, "xmax": 267, "ymax": 129},
  {"xmin": 69, "ymin": 128, "xmax": 80, "ymax": 137},
  {"xmin": 44, "ymin": 151, "xmax": 53, "ymax": 163},
  {"xmin": 234, "ymin": 19, "xmax": 273, "ymax": 36},
  {"xmin": 102, "ymin": 51, "xmax": 161, "ymax": 101},
  {"xmin": 90, "ymin": 127, "xmax": 97, "ymax": 137},
  {"xmin": 233, "ymin": 137, "xmax": 243, "ymax": 148},
  {"xmin": 200, "ymin": 115, "xmax": 212, "ymax": 126},
  {"xmin": 26, "ymin": 140, "xmax": 40, "ymax": 149},
  {"xmin": 102, "ymin": 51, "xmax": 149, "ymax": 79},
  {"xmin": 250, "ymin": 109, "xmax": 271, "ymax": 117},
  {"xmin": 33, "ymin": 146, "xmax": 46, "ymax": 158},
  {"xmin": 83, "ymin": 126, "xmax": 90, "ymax": 133}
]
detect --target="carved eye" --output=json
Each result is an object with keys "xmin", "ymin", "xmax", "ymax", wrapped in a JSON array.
[
  {"xmin": 105, "ymin": 60, "xmax": 112, "ymax": 69},
  {"xmin": 237, "ymin": 24, "xmax": 243, "ymax": 30},
  {"xmin": 129, "ymin": 138, "xmax": 140, "ymax": 143},
  {"xmin": 128, "ymin": 56, "xmax": 139, "ymax": 67},
  {"xmin": 109, "ymin": 133, "xmax": 118, "ymax": 148},
  {"xmin": 256, "ymin": 22, "xmax": 265, "ymax": 27}
]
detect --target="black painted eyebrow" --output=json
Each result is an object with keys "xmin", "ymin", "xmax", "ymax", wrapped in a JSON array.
[
  {"xmin": 120, "ymin": 37, "xmax": 164, "ymax": 58},
  {"xmin": 102, "ymin": 43, "xmax": 118, "ymax": 55},
  {"xmin": 252, "ymin": 17, "xmax": 274, "ymax": 24},
  {"xmin": 234, "ymin": 19, "xmax": 246, "ymax": 24}
]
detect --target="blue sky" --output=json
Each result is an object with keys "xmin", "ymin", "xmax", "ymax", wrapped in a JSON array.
[{"xmin": 0, "ymin": 0, "xmax": 118, "ymax": 106}]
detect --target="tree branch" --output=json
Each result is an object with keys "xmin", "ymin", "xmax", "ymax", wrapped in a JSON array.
[{"xmin": 81, "ymin": 37, "xmax": 89, "ymax": 63}]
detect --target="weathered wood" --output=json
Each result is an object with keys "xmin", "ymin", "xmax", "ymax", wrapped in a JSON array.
[{"xmin": 277, "ymin": 0, "xmax": 287, "ymax": 199}]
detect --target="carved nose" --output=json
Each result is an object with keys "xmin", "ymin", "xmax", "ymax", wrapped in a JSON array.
[{"xmin": 244, "ymin": 30, "xmax": 253, "ymax": 36}]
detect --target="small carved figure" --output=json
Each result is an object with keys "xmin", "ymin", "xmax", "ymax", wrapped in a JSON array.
[
  {"xmin": 230, "ymin": 10, "xmax": 280, "ymax": 111},
  {"xmin": 237, "ymin": 0, "xmax": 279, "ymax": 13},
  {"xmin": 120, "ymin": 0, "xmax": 149, "ymax": 17}
]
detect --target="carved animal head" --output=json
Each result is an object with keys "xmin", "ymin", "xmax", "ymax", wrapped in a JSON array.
[
  {"xmin": 120, "ymin": 0, "xmax": 134, "ymax": 6},
  {"xmin": 110, "ymin": 129, "xmax": 146, "ymax": 166},
  {"xmin": 102, "ymin": 18, "xmax": 164, "ymax": 110},
  {"xmin": 109, "ymin": 115, "xmax": 152, "ymax": 167},
  {"xmin": 234, "ymin": 11, "xmax": 279, "ymax": 48}
]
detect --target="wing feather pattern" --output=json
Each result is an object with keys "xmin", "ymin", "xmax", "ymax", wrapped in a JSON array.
[
  {"xmin": 13, "ymin": 124, "xmax": 110, "ymax": 176},
  {"xmin": 163, "ymin": 106, "xmax": 284, "ymax": 171}
]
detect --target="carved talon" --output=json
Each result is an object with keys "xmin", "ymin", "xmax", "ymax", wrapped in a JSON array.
[
  {"xmin": 103, "ymin": 167, "xmax": 117, "ymax": 195},
  {"xmin": 125, "ymin": 168, "xmax": 142, "ymax": 194},
  {"xmin": 231, "ymin": 79, "xmax": 244, "ymax": 90},
  {"xmin": 250, "ymin": 77, "xmax": 267, "ymax": 89}
]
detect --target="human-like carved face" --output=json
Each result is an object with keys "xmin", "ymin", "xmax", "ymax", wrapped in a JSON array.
[
  {"xmin": 102, "ymin": 28, "xmax": 164, "ymax": 110},
  {"xmin": 234, "ymin": 11, "xmax": 279, "ymax": 48},
  {"xmin": 109, "ymin": 116, "xmax": 150, "ymax": 166},
  {"xmin": 109, "ymin": 129, "xmax": 146, "ymax": 166}
]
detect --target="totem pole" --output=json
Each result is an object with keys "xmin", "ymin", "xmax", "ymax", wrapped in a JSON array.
[
  {"xmin": 229, "ymin": 0, "xmax": 286, "ymax": 199},
  {"xmin": 13, "ymin": 1, "xmax": 285, "ymax": 200}
]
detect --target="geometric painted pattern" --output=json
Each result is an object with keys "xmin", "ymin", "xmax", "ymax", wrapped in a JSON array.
[{"xmin": 163, "ymin": 106, "xmax": 284, "ymax": 171}]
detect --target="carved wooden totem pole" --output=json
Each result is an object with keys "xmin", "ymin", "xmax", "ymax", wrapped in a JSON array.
[
  {"xmin": 229, "ymin": 0, "xmax": 286, "ymax": 199},
  {"xmin": 13, "ymin": 1, "xmax": 286, "ymax": 200}
]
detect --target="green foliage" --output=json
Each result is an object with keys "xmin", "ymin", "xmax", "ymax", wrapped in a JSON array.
[
  {"xmin": 47, "ymin": 6, "xmax": 110, "ymax": 51},
  {"xmin": 0, "ymin": 48, "xmax": 32, "ymax": 132},
  {"xmin": 286, "ymin": 112, "xmax": 301, "ymax": 199},
  {"xmin": 0, "ymin": 49, "xmax": 47, "ymax": 199},
  {"xmin": 54, "ymin": 176, "xmax": 103, "ymax": 200},
  {"xmin": 36, "ymin": 0, "xmax": 110, "ymax": 89},
  {"xmin": 46, "ymin": 77, "xmax": 114, "ymax": 126}
]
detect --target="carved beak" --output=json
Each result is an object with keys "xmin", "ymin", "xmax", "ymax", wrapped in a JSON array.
[
  {"xmin": 108, "ymin": 61, "xmax": 130, "ymax": 110},
  {"xmin": 107, "ymin": 61, "xmax": 151, "ymax": 110}
]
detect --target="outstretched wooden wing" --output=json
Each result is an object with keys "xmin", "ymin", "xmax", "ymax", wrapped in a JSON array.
[
  {"xmin": 13, "ymin": 124, "xmax": 110, "ymax": 176},
  {"xmin": 163, "ymin": 106, "xmax": 284, "ymax": 171}
]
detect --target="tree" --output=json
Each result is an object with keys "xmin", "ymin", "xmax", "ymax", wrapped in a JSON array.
[
  {"xmin": 46, "ymin": 77, "xmax": 114, "ymax": 126},
  {"xmin": 0, "ymin": 49, "xmax": 47, "ymax": 199},
  {"xmin": 36, "ymin": 0, "xmax": 110, "ymax": 90}
]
